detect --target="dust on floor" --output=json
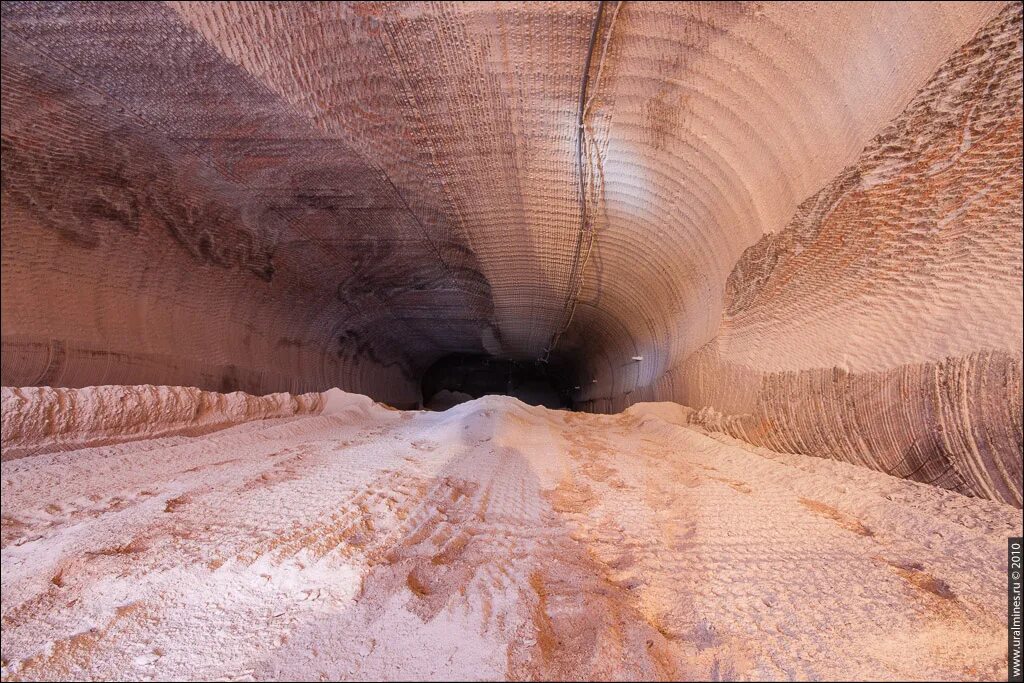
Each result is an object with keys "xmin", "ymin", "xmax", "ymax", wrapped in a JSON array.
[{"xmin": 1, "ymin": 392, "xmax": 1019, "ymax": 680}]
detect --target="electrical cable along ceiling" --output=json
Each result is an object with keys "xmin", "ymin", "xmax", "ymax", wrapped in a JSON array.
[{"xmin": 1, "ymin": 2, "xmax": 1021, "ymax": 505}]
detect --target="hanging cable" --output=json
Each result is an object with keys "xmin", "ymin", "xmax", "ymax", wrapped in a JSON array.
[
  {"xmin": 583, "ymin": 0, "xmax": 624, "ymax": 120},
  {"xmin": 543, "ymin": 0, "xmax": 624, "ymax": 364}
]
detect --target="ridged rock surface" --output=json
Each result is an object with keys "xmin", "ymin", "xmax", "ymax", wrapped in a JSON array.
[
  {"xmin": 1, "ymin": 388, "xmax": 1020, "ymax": 680},
  {"xmin": 1, "ymin": 2, "xmax": 1021, "ymax": 504},
  {"xmin": 580, "ymin": 4, "xmax": 1024, "ymax": 506},
  {"xmin": 0, "ymin": 385, "xmax": 383, "ymax": 460}
]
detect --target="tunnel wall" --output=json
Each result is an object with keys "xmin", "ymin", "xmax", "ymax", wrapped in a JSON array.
[
  {"xmin": 558, "ymin": 1, "xmax": 1005, "ymax": 395},
  {"xmin": 580, "ymin": 4, "xmax": 1024, "ymax": 507},
  {"xmin": 1, "ymin": 2, "xmax": 1019, "ymax": 503},
  {"xmin": 1, "ymin": 1, "xmax": 499, "ymax": 408}
]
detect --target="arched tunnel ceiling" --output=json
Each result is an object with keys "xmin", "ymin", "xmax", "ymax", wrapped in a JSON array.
[{"xmin": 1, "ymin": 2, "xmax": 1021, "ymax": 505}]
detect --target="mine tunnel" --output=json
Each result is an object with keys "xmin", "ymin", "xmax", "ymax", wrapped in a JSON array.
[
  {"xmin": 1, "ymin": 1, "xmax": 1022, "ymax": 681},
  {"xmin": 421, "ymin": 354, "xmax": 576, "ymax": 411}
]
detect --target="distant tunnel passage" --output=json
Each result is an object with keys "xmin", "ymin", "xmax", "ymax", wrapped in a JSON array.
[{"xmin": 0, "ymin": 0, "xmax": 1020, "ymax": 506}]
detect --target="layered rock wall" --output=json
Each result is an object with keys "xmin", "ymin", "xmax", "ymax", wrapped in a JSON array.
[
  {"xmin": 0, "ymin": 385, "xmax": 323, "ymax": 459},
  {"xmin": 1, "ymin": 2, "xmax": 1020, "ymax": 503},
  {"xmin": 581, "ymin": 5, "xmax": 1023, "ymax": 506}
]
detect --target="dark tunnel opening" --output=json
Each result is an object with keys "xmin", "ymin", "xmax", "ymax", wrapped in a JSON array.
[
  {"xmin": 420, "ymin": 353, "xmax": 577, "ymax": 411},
  {"xmin": 0, "ymin": 3, "xmax": 1021, "ymax": 679}
]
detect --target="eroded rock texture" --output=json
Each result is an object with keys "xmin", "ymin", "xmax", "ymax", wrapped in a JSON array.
[
  {"xmin": 1, "ymin": 2, "xmax": 1021, "ymax": 503},
  {"xmin": 583, "ymin": 4, "xmax": 1024, "ymax": 506},
  {"xmin": 0, "ymin": 385, "xmax": 352, "ymax": 460}
]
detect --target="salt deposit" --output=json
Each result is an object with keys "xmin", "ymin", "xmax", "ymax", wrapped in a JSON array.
[{"xmin": 2, "ymin": 386, "xmax": 1018, "ymax": 680}]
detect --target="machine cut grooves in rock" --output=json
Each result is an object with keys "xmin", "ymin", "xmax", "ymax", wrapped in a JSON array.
[{"xmin": 1, "ymin": 1, "xmax": 1021, "ymax": 681}]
